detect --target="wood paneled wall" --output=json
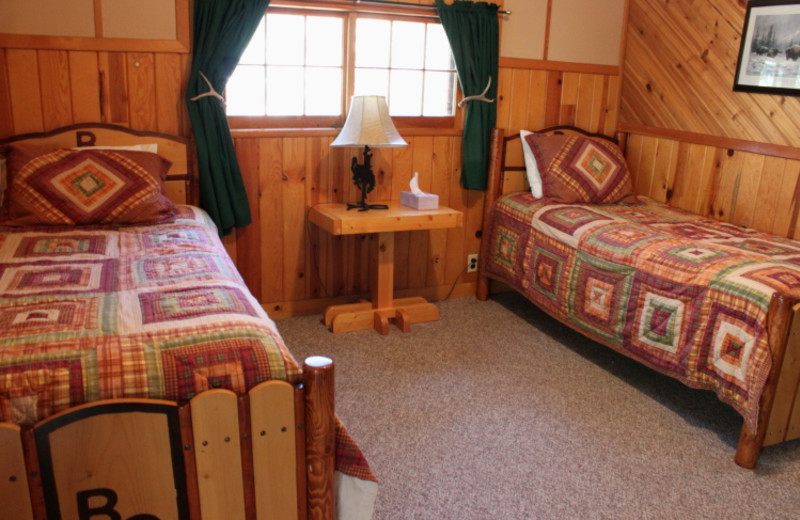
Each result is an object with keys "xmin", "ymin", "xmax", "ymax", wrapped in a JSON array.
[
  {"xmin": 622, "ymin": 0, "xmax": 800, "ymax": 146},
  {"xmin": 625, "ymin": 132, "xmax": 800, "ymax": 240},
  {"xmin": 621, "ymin": 0, "xmax": 800, "ymax": 238},
  {"xmin": 0, "ymin": 49, "xmax": 189, "ymax": 138},
  {"xmin": 231, "ymin": 131, "xmax": 484, "ymax": 316}
]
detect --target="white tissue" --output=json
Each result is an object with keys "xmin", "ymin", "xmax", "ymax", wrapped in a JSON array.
[{"xmin": 409, "ymin": 172, "xmax": 424, "ymax": 195}]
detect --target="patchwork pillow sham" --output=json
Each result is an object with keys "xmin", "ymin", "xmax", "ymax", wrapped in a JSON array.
[
  {"xmin": 3, "ymin": 149, "xmax": 175, "ymax": 226},
  {"xmin": 524, "ymin": 132, "xmax": 637, "ymax": 204}
]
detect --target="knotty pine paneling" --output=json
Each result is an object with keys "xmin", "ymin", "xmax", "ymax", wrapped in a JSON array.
[
  {"xmin": 621, "ymin": 0, "xmax": 800, "ymax": 147},
  {"xmin": 232, "ymin": 133, "xmax": 485, "ymax": 317},
  {"xmin": 626, "ymin": 133, "xmax": 800, "ymax": 240},
  {"xmin": 0, "ymin": 48, "xmax": 189, "ymax": 138}
]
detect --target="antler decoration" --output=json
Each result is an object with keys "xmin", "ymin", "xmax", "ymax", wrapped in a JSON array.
[
  {"xmin": 457, "ymin": 76, "xmax": 495, "ymax": 108},
  {"xmin": 190, "ymin": 71, "xmax": 226, "ymax": 106}
]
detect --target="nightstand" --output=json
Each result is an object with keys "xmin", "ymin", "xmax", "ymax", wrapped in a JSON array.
[{"xmin": 308, "ymin": 202, "xmax": 463, "ymax": 334}]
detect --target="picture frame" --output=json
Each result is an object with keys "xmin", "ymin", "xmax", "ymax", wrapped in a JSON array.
[{"xmin": 733, "ymin": 0, "xmax": 800, "ymax": 96}]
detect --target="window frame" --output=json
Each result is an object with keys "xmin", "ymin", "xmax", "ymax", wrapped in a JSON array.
[{"xmin": 226, "ymin": 2, "xmax": 461, "ymax": 131}]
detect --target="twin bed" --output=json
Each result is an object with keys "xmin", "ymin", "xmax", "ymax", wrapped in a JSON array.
[
  {"xmin": 478, "ymin": 126, "xmax": 800, "ymax": 468},
  {"xmin": 0, "ymin": 124, "xmax": 375, "ymax": 520}
]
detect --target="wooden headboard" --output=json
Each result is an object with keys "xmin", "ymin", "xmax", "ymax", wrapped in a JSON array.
[
  {"xmin": 482, "ymin": 126, "xmax": 623, "ymax": 254},
  {"xmin": 0, "ymin": 123, "xmax": 195, "ymax": 206},
  {"xmin": 486, "ymin": 125, "xmax": 621, "ymax": 199}
]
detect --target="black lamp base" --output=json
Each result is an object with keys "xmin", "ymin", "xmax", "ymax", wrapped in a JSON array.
[
  {"xmin": 347, "ymin": 202, "xmax": 389, "ymax": 212},
  {"xmin": 346, "ymin": 144, "xmax": 389, "ymax": 211}
]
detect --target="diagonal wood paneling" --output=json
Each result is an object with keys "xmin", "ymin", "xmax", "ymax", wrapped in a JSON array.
[{"xmin": 621, "ymin": 0, "xmax": 800, "ymax": 147}]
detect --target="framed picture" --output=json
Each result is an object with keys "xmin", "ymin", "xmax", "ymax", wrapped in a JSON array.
[{"xmin": 733, "ymin": 0, "xmax": 800, "ymax": 95}]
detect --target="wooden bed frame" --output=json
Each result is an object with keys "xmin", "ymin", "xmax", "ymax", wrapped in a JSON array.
[
  {"xmin": 477, "ymin": 125, "xmax": 800, "ymax": 468},
  {"xmin": 0, "ymin": 124, "xmax": 338, "ymax": 520}
]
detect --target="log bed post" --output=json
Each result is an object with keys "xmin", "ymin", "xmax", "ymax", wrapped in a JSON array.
[
  {"xmin": 735, "ymin": 294, "xmax": 796, "ymax": 468},
  {"xmin": 303, "ymin": 356, "xmax": 336, "ymax": 520},
  {"xmin": 477, "ymin": 127, "xmax": 507, "ymax": 301}
]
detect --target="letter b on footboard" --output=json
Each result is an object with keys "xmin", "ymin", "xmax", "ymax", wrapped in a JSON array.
[{"xmin": 34, "ymin": 400, "xmax": 188, "ymax": 520}]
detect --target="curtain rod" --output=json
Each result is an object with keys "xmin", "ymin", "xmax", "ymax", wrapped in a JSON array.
[{"xmin": 352, "ymin": 0, "xmax": 511, "ymax": 15}]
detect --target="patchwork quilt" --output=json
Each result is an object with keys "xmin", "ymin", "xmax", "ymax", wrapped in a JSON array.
[
  {"xmin": 483, "ymin": 193, "xmax": 800, "ymax": 431},
  {"xmin": 0, "ymin": 205, "xmax": 301, "ymax": 425}
]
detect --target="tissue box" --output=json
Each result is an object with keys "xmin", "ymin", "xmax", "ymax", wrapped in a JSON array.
[{"xmin": 400, "ymin": 191, "xmax": 439, "ymax": 210}]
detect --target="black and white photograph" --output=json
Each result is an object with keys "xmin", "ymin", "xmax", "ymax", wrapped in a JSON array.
[{"xmin": 734, "ymin": 0, "xmax": 800, "ymax": 95}]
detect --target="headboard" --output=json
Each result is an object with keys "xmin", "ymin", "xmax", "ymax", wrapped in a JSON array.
[
  {"xmin": 486, "ymin": 125, "xmax": 621, "ymax": 199},
  {"xmin": 0, "ymin": 123, "xmax": 195, "ymax": 206},
  {"xmin": 482, "ymin": 126, "xmax": 624, "ymax": 250}
]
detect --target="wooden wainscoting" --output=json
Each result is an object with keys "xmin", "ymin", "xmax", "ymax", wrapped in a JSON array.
[
  {"xmin": 0, "ymin": 48, "xmax": 190, "ymax": 139},
  {"xmin": 231, "ymin": 130, "xmax": 484, "ymax": 318},
  {"xmin": 622, "ymin": 124, "xmax": 800, "ymax": 240}
]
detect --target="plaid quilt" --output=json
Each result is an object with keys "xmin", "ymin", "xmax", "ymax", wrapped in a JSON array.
[
  {"xmin": 0, "ymin": 205, "xmax": 375, "ymax": 482},
  {"xmin": 483, "ymin": 193, "xmax": 800, "ymax": 432}
]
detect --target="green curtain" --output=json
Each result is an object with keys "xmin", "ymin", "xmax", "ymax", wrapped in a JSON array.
[
  {"xmin": 186, "ymin": 0, "xmax": 270, "ymax": 235},
  {"xmin": 435, "ymin": 0, "xmax": 499, "ymax": 191}
]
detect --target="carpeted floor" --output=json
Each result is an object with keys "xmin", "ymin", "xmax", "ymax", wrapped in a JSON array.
[{"xmin": 277, "ymin": 293, "xmax": 800, "ymax": 520}]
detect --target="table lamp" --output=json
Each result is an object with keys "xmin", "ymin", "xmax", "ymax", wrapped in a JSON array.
[{"xmin": 331, "ymin": 95, "xmax": 407, "ymax": 211}]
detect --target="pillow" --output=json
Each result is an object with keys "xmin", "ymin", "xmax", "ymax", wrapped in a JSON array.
[
  {"xmin": 0, "ymin": 142, "xmax": 58, "ymax": 214},
  {"xmin": 524, "ymin": 133, "xmax": 637, "ymax": 204},
  {"xmin": 0, "ymin": 141, "xmax": 55, "ymax": 186},
  {"xmin": 519, "ymin": 130, "xmax": 543, "ymax": 198},
  {"xmin": 3, "ymin": 149, "xmax": 175, "ymax": 226}
]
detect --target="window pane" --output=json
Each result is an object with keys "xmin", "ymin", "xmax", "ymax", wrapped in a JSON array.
[
  {"xmin": 389, "ymin": 70, "xmax": 423, "ymax": 116},
  {"xmin": 240, "ymin": 17, "xmax": 266, "ymax": 65},
  {"xmin": 266, "ymin": 14, "xmax": 305, "ymax": 65},
  {"xmin": 425, "ymin": 24, "xmax": 454, "ymax": 71},
  {"xmin": 227, "ymin": 66, "xmax": 266, "ymax": 116},
  {"xmin": 266, "ymin": 67, "xmax": 305, "ymax": 115},
  {"xmin": 391, "ymin": 21, "xmax": 425, "ymax": 69},
  {"xmin": 307, "ymin": 17, "xmax": 343, "ymax": 66},
  {"xmin": 423, "ymin": 71, "xmax": 455, "ymax": 116},
  {"xmin": 354, "ymin": 68, "xmax": 389, "ymax": 98},
  {"xmin": 355, "ymin": 19, "xmax": 390, "ymax": 68},
  {"xmin": 306, "ymin": 68, "xmax": 343, "ymax": 115}
]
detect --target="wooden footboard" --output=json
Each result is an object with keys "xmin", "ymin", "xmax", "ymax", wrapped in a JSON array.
[
  {"xmin": 479, "ymin": 125, "xmax": 800, "ymax": 468},
  {"xmin": 0, "ymin": 357, "xmax": 335, "ymax": 520}
]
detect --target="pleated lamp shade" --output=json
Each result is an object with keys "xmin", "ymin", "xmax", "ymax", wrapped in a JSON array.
[{"xmin": 331, "ymin": 95, "xmax": 408, "ymax": 148}]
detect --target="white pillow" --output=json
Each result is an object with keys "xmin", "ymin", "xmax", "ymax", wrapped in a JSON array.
[
  {"xmin": 72, "ymin": 143, "xmax": 158, "ymax": 154},
  {"xmin": 519, "ymin": 130, "xmax": 543, "ymax": 198}
]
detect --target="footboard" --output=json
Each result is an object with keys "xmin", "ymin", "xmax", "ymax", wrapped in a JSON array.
[{"xmin": 0, "ymin": 357, "xmax": 335, "ymax": 520}]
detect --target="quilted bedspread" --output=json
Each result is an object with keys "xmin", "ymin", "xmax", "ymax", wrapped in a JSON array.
[
  {"xmin": 483, "ymin": 193, "xmax": 800, "ymax": 431},
  {"xmin": 0, "ymin": 205, "xmax": 302, "ymax": 425}
]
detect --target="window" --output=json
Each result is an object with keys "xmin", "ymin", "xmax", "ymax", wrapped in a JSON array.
[{"xmin": 226, "ymin": 6, "xmax": 457, "ymax": 129}]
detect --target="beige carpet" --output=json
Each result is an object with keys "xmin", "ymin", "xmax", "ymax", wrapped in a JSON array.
[{"xmin": 277, "ymin": 293, "xmax": 800, "ymax": 520}]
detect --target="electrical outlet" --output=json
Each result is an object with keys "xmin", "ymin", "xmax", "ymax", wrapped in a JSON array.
[{"xmin": 467, "ymin": 254, "xmax": 479, "ymax": 273}]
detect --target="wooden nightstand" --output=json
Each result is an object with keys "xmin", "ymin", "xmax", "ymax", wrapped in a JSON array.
[{"xmin": 308, "ymin": 202, "xmax": 463, "ymax": 334}]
